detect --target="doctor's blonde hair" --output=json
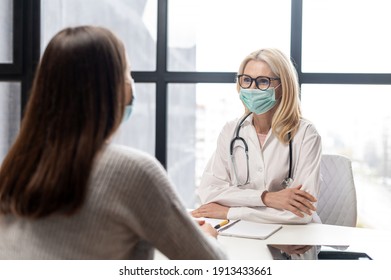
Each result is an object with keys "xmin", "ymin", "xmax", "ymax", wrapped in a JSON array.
[{"xmin": 236, "ymin": 48, "xmax": 301, "ymax": 144}]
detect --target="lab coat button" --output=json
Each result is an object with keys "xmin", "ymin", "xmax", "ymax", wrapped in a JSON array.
[{"xmin": 259, "ymin": 167, "xmax": 263, "ymax": 172}]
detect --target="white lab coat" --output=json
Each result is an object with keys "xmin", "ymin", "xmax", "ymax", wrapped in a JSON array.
[{"xmin": 197, "ymin": 114, "xmax": 322, "ymax": 224}]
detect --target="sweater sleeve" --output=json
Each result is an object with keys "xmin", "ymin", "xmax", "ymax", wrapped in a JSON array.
[{"xmin": 120, "ymin": 152, "xmax": 227, "ymax": 260}]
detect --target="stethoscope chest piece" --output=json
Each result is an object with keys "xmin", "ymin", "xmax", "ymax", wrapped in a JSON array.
[{"xmin": 281, "ymin": 177, "xmax": 293, "ymax": 188}]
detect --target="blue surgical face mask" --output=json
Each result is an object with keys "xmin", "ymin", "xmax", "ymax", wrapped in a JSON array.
[
  {"xmin": 239, "ymin": 86, "xmax": 279, "ymax": 115},
  {"xmin": 122, "ymin": 105, "xmax": 133, "ymax": 122},
  {"xmin": 122, "ymin": 78, "xmax": 136, "ymax": 123}
]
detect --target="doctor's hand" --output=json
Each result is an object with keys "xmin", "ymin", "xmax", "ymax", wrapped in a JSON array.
[
  {"xmin": 191, "ymin": 203, "xmax": 229, "ymax": 219},
  {"xmin": 261, "ymin": 185, "xmax": 317, "ymax": 217}
]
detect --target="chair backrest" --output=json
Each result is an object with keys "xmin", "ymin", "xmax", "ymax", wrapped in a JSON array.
[{"xmin": 317, "ymin": 154, "xmax": 357, "ymax": 227}]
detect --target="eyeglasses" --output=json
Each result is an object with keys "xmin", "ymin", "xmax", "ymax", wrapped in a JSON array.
[{"xmin": 237, "ymin": 74, "xmax": 280, "ymax": 91}]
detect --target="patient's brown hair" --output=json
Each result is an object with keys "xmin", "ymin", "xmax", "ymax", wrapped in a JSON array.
[{"xmin": 0, "ymin": 26, "xmax": 127, "ymax": 218}]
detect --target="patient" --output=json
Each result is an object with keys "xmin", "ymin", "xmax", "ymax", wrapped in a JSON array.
[{"xmin": 0, "ymin": 26, "xmax": 225, "ymax": 260}]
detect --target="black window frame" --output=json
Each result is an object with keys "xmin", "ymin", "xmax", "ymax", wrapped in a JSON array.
[{"xmin": 0, "ymin": 0, "xmax": 40, "ymax": 112}]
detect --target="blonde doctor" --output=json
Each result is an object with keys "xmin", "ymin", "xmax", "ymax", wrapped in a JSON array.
[{"xmin": 192, "ymin": 48, "xmax": 322, "ymax": 224}]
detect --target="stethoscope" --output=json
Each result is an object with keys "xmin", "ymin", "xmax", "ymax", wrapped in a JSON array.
[{"xmin": 230, "ymin": 112, "xmax": 293, "ymax": 187}]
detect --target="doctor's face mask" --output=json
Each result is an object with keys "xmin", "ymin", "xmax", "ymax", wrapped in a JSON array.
[{"xmin": 239, "ymin": 85, "xmax": 280, "ymax": 115}]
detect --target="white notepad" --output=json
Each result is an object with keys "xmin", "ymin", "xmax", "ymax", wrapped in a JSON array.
[{"xmin": 219, "ymin": 220, "xmax": 282, "ymax": 240}]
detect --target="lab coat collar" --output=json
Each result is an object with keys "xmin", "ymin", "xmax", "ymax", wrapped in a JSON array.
[
  {"xmin": 241, "ymin": 113, "xmax": 274, "ymax": 149},
  {"xmin": 240, "ymin": 112, "xmax": 254, "ymax": 127}
]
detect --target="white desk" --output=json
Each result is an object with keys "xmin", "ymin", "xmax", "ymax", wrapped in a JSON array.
[
  {"xmin": 217, "ymin": 223, "xmax": 391, "ymax": 260},
  {"xmin": 155, "ymin": 223, "xmax": 391, "ymax": 260}
]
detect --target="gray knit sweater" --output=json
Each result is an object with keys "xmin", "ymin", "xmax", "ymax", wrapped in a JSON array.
[{"xmin": 0, "ymin": 144, "xmax": 226, "ymax": 259}]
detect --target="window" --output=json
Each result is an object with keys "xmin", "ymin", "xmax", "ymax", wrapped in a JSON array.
[
  {"xmin": 301, "ymin": 84, "xmax": 391, "ymax": 229},
  {"xmin": 41, "ymin": 0, "xmax": 157, "ymax": 71},
  {"xmin": 41, "ymin": 0, "xmax": 158, "ymax": 156},
  {"xmin": 302, "ymin": 0, "xmax": 391, "ymax": 73},
  {"xmin": 3, "ymin": 0, "xmax": 391, "ymax": 228},
  {"xmin": 301, "ymin": 0, "xmax": 391, "ymax": 230},
  {"xmin": 166, "ymin": 0, "xmax": 291, "ymax": 206},
  {"xmin": 113, "ymin": 83, "xmax": 156, "ymax": 155},
  {"xmin": 0, "ymin": 0, "xmax": 13, "ymax": 63},
  {"xmin": 168, "ymin": 0, "xmax": 291, "ymax": 72},
  {"xmin": 0, "ymin": 82, "xmax": 20, "ymax": 161},
  {"xmin": 167, "ymin": 83, "xmax": 244, "ymax": 206},
  {"xmin": 0, "ymin": 0, "xmax": 19, "ymax": 162}
]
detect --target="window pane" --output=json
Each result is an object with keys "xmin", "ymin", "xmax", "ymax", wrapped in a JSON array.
[
  {"xmin": 301, "ymin": 84, "xmax": 391, "ymax": 230},
  {"xmin": 302, "ymin": 0, "xmax": 391, "ymax": 73},
  {"xmin": 41, "ymin": 0, "xmax": 157, "ymax": 71},
  {"xmin": 0, "ymin": 82, "xmax": 21, "ymax": 161},
  {"xmin": 167, "ymin": 83, "xmax": 244, "ymax": 207},
  {"xmin": 112, "ymin": 83, "xmax": 155, "ymax": 156},
  {"xmin": 0, "ymin": 0, "xmax": 13, "ymax": 63},
  {"xmin": 168, "ymin": 0, "xmax": 291, "ymax": 72}
]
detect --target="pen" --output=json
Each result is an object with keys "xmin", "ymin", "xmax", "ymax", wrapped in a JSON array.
[
  {"xmin": 217, "ymin": 219, "xmax": 241, "ymax": 232},
  {"xmin": 214, "ymin": 219, "xmax": 229, "ymax": 229}
]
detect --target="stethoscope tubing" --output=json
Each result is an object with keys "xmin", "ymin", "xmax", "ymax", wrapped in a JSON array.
[{"xmin": 230, "ymin": 112, "xmax": 293, "ymax": 186}]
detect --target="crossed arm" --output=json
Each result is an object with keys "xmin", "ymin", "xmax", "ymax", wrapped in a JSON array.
[{"xmin": 192, "ymin": 185, "xmax": 317, "ymax": 219}]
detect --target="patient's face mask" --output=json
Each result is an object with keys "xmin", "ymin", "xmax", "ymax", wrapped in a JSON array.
[
  {"xmin": 122, "ymin": 105, "xmax": 133, "ymax": 123},
  {"xmin": 122, "ymin": 78, "xmax": 135, "ymax": 123},
  {"xmin": 239, "ymin": 86, "xmax": 279, "ymax": 115}
]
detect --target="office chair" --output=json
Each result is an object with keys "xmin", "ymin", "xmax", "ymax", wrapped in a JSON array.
[
  {"xmin": 316, "ymin": 154, "xmax": 360, "ymax": 260},
  {"xmin": 317, "ymin": 154, "xmax": 357, "ymax": 227}
]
